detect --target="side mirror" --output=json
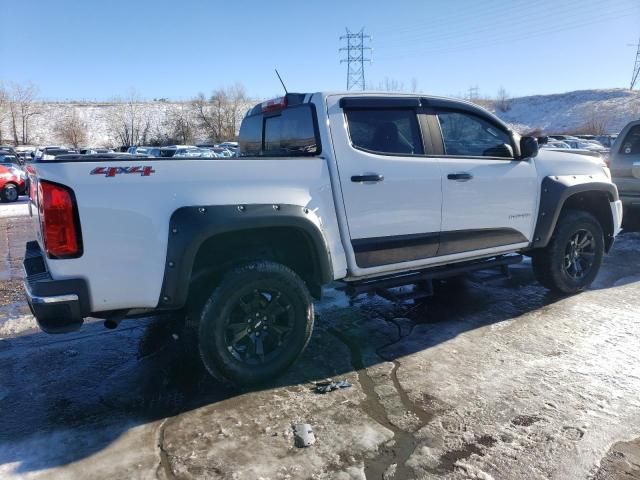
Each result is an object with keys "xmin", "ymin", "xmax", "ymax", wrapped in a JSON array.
[{"xmin": 520, "ymin": 136, "xmax": 539, "ymax": 159}]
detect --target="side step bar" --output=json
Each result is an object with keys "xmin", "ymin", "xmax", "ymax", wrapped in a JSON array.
[{"xmin": 343, "ymin": 254, "xmax": 523, "ymax": 299}]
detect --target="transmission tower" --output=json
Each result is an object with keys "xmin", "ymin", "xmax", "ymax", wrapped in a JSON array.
[
  {"xmin": 339, "ymin": 28, "xmax": 372, "ymax": 91},
  {"xmin": 631, "ymin": 36, "xmax": 640, "ymax": 90}
]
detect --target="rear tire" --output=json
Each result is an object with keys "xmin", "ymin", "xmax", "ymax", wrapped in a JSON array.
[
  {"xmin": 197, "ymin": 261, "xmax": 314, "ymax": 386},
  {"xmin": 531, "ymin": 210, "xmax": 604, "ymax": 294},
  {"xmin": 1, "ymin": 184, "xmax": 19, "ymax": 203}
]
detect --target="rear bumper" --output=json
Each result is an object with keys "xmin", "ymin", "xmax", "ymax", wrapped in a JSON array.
[{"xmin": 23, "ymin": 241, "xmax": 90, "ymax": 333}]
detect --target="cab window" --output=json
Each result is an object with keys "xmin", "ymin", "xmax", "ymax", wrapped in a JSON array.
[
  {"xmin": 620, "ymin": 125, "xmax": 640, "ymax": 155},
  {"xmin": 437, "ymin": 111, "xmax": 513, "ymax": 158},
  {"xmin": 345, "ymin": 109, "xmax": 423, "ymax": 155}
]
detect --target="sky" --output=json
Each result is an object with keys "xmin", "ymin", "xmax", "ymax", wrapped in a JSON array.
[{"xmin": 1, "ymin": 0, "xmax": 638, "ymax": 101}]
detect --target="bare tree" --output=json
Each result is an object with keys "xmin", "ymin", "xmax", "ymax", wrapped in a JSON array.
[
  {"xmin": 192, "ymin": 93, "xmax": 215, "ymax": 140},
  {"xmin": 104, "ymin": 89, "xmax": 153, "ymax": 147},
  {"xmin": 192, "ymin": 83, "xmax": 249, "ymax": 142},
  {"xmin": 496, "ymin": 87, "xmax": 512, "ymax": 113},
  {"xmin": 165, "ymin": 103, "xmax": 196, "ymax": 144},
  {"xmin": 54, "ymin": 109, "xmax": 87, "ymax": 148},
  {"xmin": 575, "ymin": 108, "xmax": 610, "ymax": 135},
  {"xmin": 378, "ymin": 77, "xmax": 404, "ymax": 92},
  {"xmin": 0, "ymin": 85, "xmax": 8, "ymax": 145},
  {"xmin": 8, "ymin": 83, "xmax": 39, "ymax": 145}
]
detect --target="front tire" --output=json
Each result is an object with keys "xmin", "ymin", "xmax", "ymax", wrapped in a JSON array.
[
  {"xmin": 197, "ymin": 261, "xmax": 314, "ymax": 385},
  {"xmin": 1, "ymin": 184, "xmax": 19, "ymax": 203},
  {"xmin": 532, "ymin": 210, "xmax": 604, "ymax": 294}
]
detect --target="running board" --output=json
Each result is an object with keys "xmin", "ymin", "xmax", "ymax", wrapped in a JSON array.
[{"xmin": 343, "ymin": 254, "xmax": 523, "ymax": 299}]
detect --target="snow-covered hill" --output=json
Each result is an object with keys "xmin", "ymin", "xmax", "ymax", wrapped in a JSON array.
[
  {"xmin": 0, "ymin": 101, "xmax": 179, "ymax": 148},
  {"xmin": 2, "ymin": 88, "xmax": 639, "ymax": 147},
  {"xmin": 494, "ymin": 88, "xmax": 640, "ymax": 134}
]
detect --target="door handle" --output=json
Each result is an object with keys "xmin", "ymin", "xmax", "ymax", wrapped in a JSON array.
[
  {"xmin": 351, "ymin": 174, "xmax": 384, "ymax": 183},
  {"xmin": 447, "ymin": 172, "xmax": 473, "ymax": 181}
]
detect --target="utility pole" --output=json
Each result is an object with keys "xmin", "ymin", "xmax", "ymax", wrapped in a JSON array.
[
  {"xmin": 468, "ymin": 85, "xmax": 479, "ymax": 100},
  {"xmin": 339, "ymin": 28, "xmax": 372, "ymax": 91},
  {"xmin": 630, "ymin": 36, "xmax": 640, "ymax": 90}
]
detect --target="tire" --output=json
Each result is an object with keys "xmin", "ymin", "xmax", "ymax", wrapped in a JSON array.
[
  {"xmin": 1, "ymin": 184, "xmax": 19, "ymax": 203},
  {"xmin": 531, "ymin": 210, "xmax": 604, "ymax": 294},
  {"xmin": 197, "ymin": 261, "xmax": 314, "ymax": 385}
]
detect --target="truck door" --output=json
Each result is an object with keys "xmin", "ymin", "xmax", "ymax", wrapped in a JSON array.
[
  {"xmin": 611, "ymin": 122, "xmax": 640, "ymax": 207},
  {"xmin": 431, "ymin": 108, "xmax": 538, "ymax": 257},
  {"xmin": 327, "ymin": 95, "xmax": 442, "ymax": 273}
]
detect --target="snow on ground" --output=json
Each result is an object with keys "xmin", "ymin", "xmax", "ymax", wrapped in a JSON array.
[
  {"xmin": 1, "ymin": 208, "xmax": 640, "ymax": 479},
  {"xmin": 496, "ymin": 88, "xmax": 640, "ymax": 134}
]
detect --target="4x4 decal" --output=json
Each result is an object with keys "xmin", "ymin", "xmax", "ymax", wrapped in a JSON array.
[{"xmin": 90, "ymin": 166, "xmax": 155, "ymax": 177}]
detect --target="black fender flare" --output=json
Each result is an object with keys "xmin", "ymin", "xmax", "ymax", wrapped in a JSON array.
[
  {"xmin": 532, "ymin": 175, "xmax": 618, "ymax": 249},
  {"xmin": 158, "ymin": 204, "xmax": 333, "ymax": 309}
]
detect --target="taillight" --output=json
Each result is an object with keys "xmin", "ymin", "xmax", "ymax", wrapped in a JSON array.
[{"xmin": 38, "ymin": 180, "xmax": 82, "ymax": 258}]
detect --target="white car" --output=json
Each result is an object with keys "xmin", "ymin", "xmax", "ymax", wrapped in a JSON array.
[
  {"xmin": 23, "ymin": 92, "xmax": 622, "ymax": 385},
  {"xmin": 565, "ymin": 140, "xmax": 607, "ymax": 152}
]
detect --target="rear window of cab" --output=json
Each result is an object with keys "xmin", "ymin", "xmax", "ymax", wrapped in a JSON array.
[{"xmin": 239, "ymin": 103, "xmax": 321, "ymax": 157}]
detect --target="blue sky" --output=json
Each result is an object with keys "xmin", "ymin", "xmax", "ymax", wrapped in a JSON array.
[{"xmin": 1, "ymin": 0, "xmax": 638, "ymax": 101}]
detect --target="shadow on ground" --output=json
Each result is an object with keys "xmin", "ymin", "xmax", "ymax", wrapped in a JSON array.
[{"xmin": 0, "ymin": 232, "xmax": 638, "ymax": 475}]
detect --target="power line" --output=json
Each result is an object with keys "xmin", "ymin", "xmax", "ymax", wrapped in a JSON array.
[
  {"xmin": 375, "ymin": 0, "xmax": 628, "ymax": 47},
  {"xmin": 631, "ymin": 36, "xmax": 640, "ymax": 89},
  {"xmin": 373, "ymin": 7, "xmax": 635, "ymax": 62},
  {"xmin": 339, "ymin": 28, "xmax": 372, "ymax": 91}
]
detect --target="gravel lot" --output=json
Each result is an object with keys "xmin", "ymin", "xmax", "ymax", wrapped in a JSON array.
[{"xmin": 1, "ymin": 202, "xmax": 639, "ymax": 480}]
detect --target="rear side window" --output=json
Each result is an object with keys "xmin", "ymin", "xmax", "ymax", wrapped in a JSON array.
[
  {"xmin": 437, "ymin": 111, "xmax": 513, "ymax": 158},
  {"xmin": 239, "ymin": 114, "xmax": 262, "ymax": 155},
  {"xmin": 345, "ymin": 109, "xmax": 423, "ymax": 155},
  {"xmin": 619, "ymin": 125, "xmax": 640, "ymax": 155},
  {"xmin": 239, "ymin": 104, "xmax": 320, "ymax": 157}
]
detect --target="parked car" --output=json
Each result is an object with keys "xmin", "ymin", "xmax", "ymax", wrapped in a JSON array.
[
  {"xmin": 127, "ymin": 146, "xmax": 155, "ymax": 155},
  {"xmin": 159, "ymin": 145, "xmax": 200, "ymax": 157},
  {"xmin": 0, "ymin": 164, "xmax": 27, "ymax": 202},
  {"xmin": 35, "ymin": 147, "xmax": 78, "ymax": 160},
  {"xmin": 80, "ymin": 148, "xmax": 114, "ymax": 155},
  {"xmin": 34, "ymin": 146, "xmax": 65, "ymax": 160},
  {"xmin": 540, "ymin": 141, "xmax": 571, "ymax": 149},
  {"xmin": 197, "ymin": 148, "xmax": 217, "ymax": 158},
  {"xmin": 0, "ymin": 145, "xmax": 17, "ymax": 156},
  {"xmin": 16, "ymin": 152, "xmax": 32, "ymax": 163},
  {"xmin": 210, "ymin": 147, "xmax": 233, "ymax": 157},
  {"xmin": 564, "ymin": 140, "xmax": 607, "ymax": 152},
  {"xmin": 609, "ymin": 121, "xmax": 640, "ymax": 225},
  {"xmin": 23, "ymin": 91, "xmax": 621, "ymax": 386},
  {"xmin": 595, "ymin": 134, "xmax": 618, "ymax": 149},
  {"xmin": 0, "ymin": 153, "xmax": 24, "ymax": 166}
]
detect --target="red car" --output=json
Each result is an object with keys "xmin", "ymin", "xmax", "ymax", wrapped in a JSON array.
[{"xmin": 0, "ymin": 164, "xmax": 27, "ymax": 202}]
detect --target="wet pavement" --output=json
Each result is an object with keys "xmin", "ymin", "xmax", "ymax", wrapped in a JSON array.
[{"xmin": 1, "ymin": 208, "xmax": 640, "ymax": 479}]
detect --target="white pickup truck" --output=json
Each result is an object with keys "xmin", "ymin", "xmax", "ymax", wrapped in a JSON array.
[{"xmin": 23, "ymin": 92, "xmax": 622, "ymax": 385}]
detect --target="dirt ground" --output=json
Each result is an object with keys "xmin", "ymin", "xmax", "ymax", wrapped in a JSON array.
[{"xmin": 1, "ymin": 207, "xmax": 640, "ymax": 480}]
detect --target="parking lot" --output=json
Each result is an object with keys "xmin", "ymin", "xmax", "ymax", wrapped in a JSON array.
[{"xmin": 1, "ymin": 202, "xmax": 640, "ymax": 480}]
